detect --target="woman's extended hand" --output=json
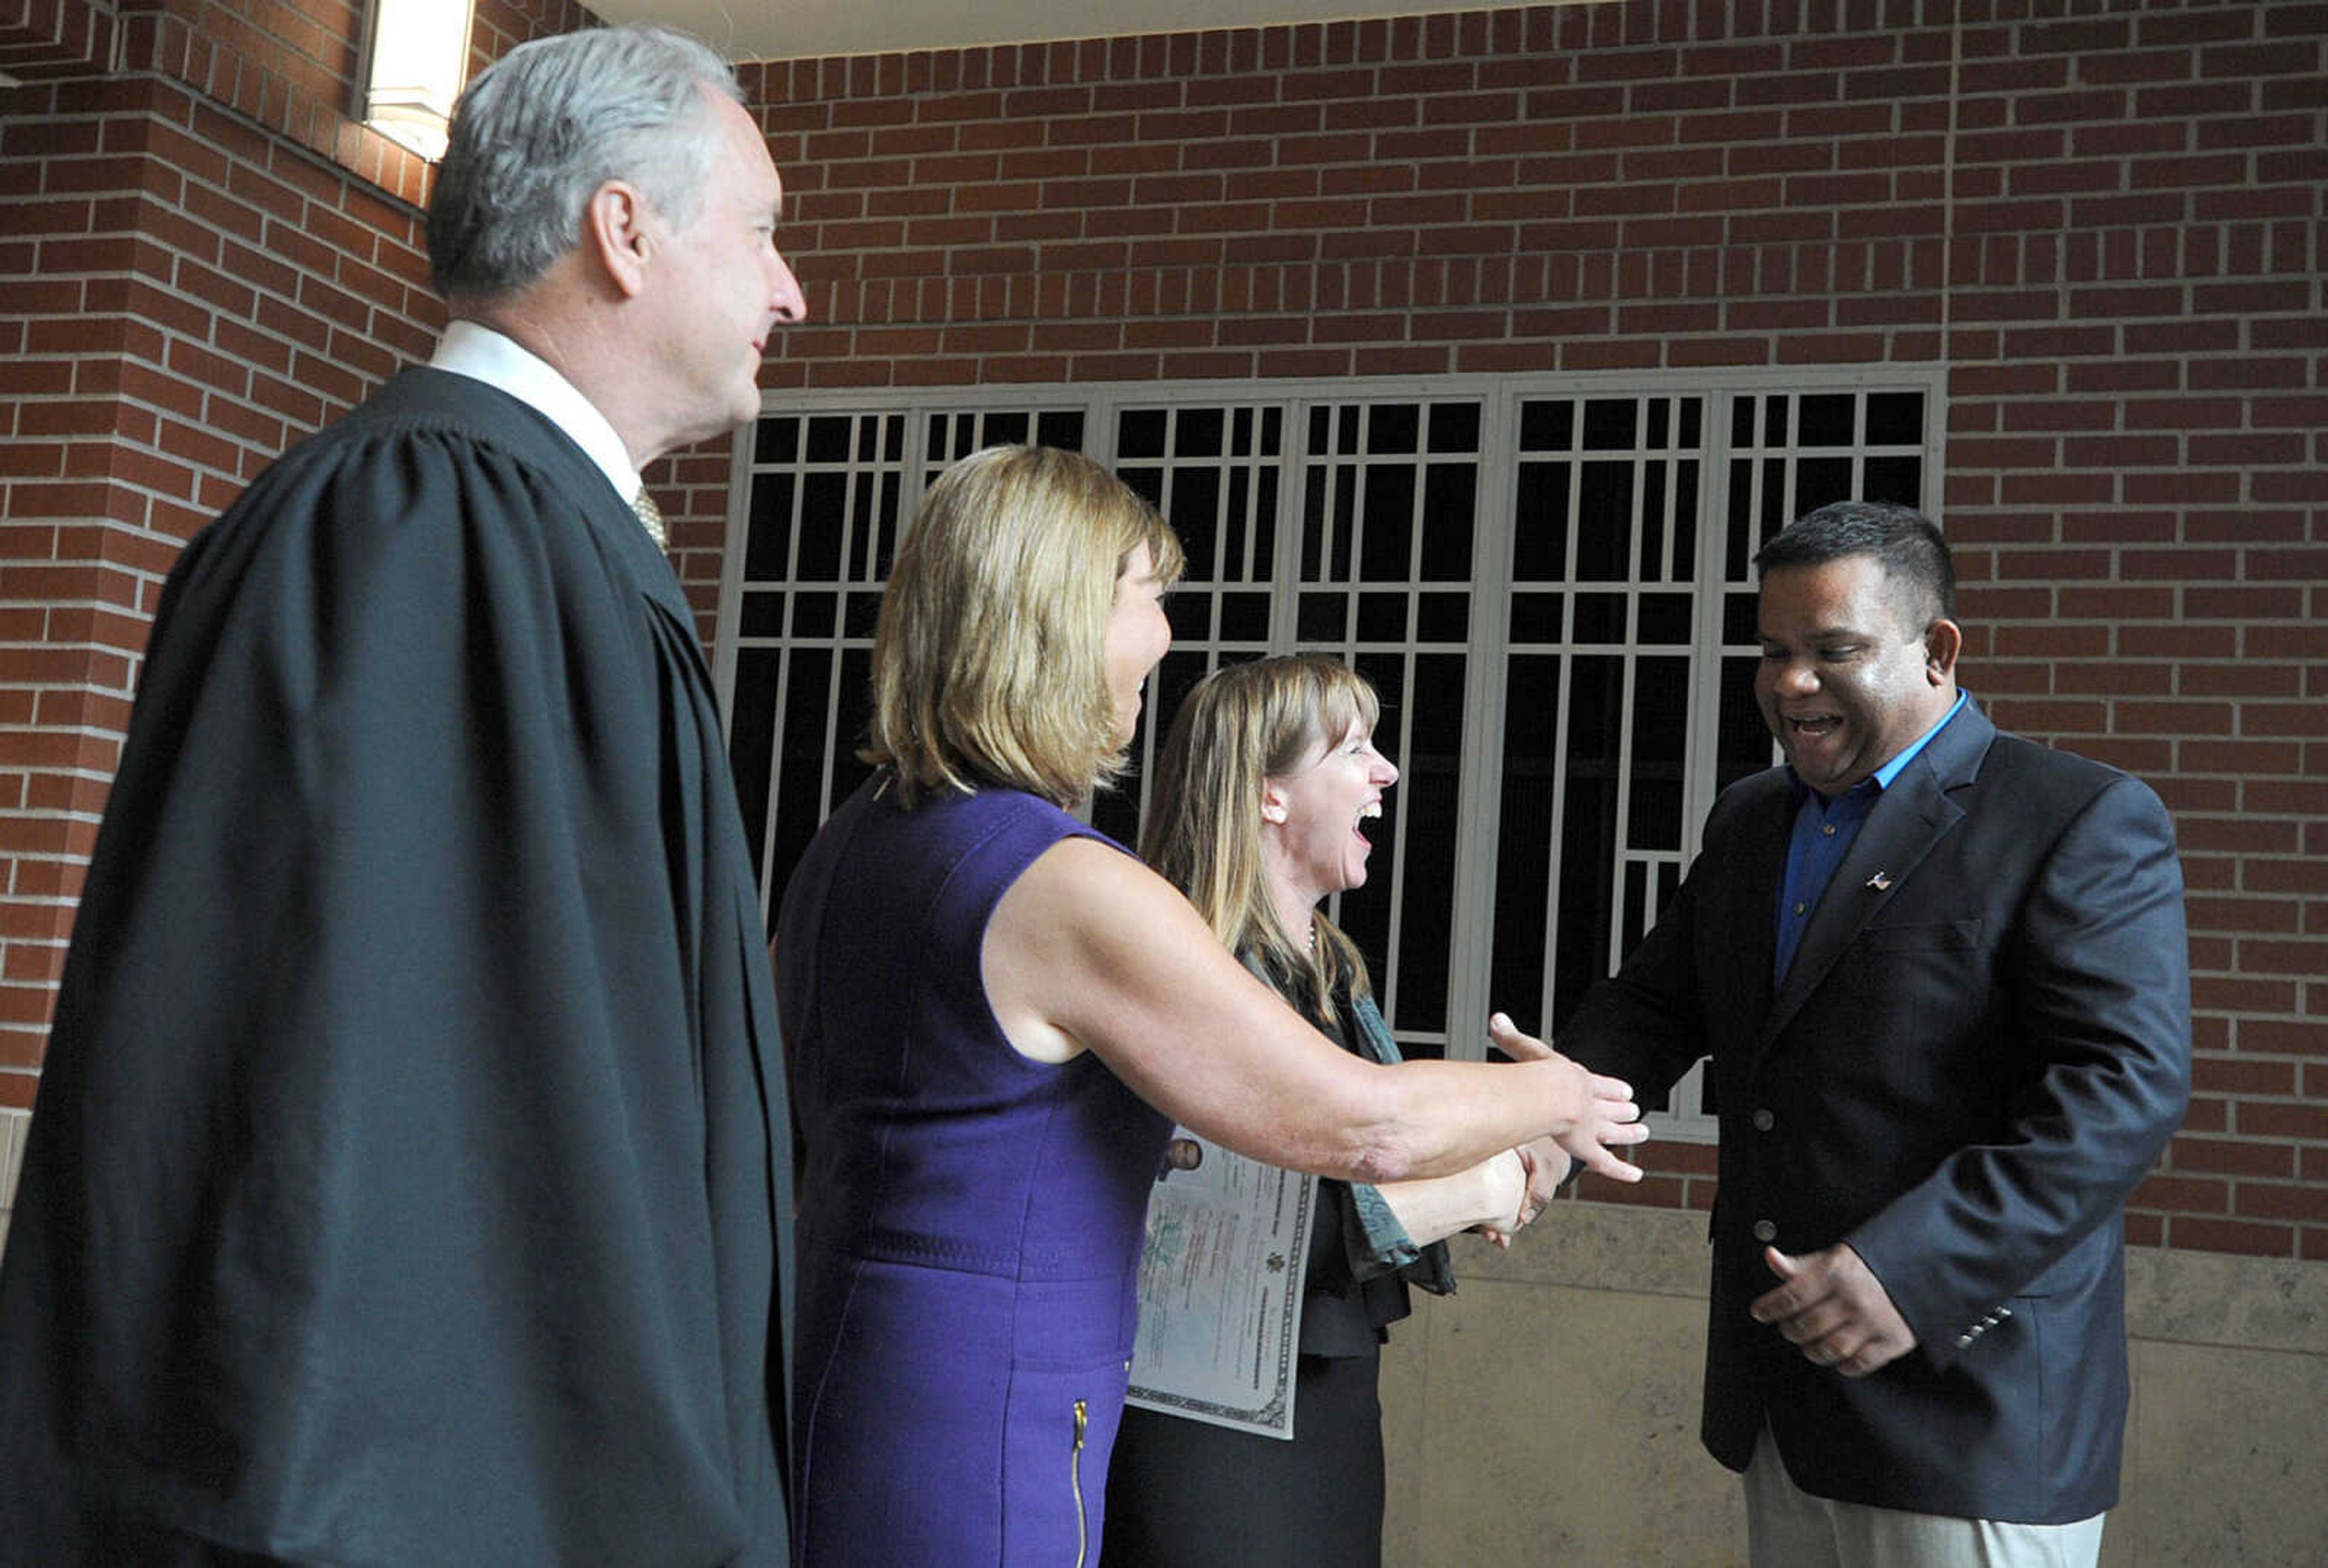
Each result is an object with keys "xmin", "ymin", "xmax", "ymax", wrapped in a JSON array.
[{"xmin": 1487, "ymin": 1013, "xmax": 1650, "ymax": 1183}]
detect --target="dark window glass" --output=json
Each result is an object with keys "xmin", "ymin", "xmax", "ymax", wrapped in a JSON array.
[
  {"xmin": 1171, "ymin": 465, "xmax": 1223, "ymax": 581},
  {"xmin": 1360, "ymin": 467, "xmax": 1416, "ymax": 581},
  {"xmin": 1121, "ymin": 465, "xmax": 1165, "ymax": 512},
  {"xmin": 872, "ymin": 478, "xmax": 903, "ymax": 578},
  {"xmin": 1798, "ymin": 393, "xmax": 1853, "ymax": 447},
  {"xmin": 1253, "ymin": 470, "xmax": 1279, "ymax": 570},
  {"xmin": 1639, "ymin": 466, "xmax": 1668, "ymax": 579},
  {"xmin": 1221, "ymin": 468, "xmax": 1251, "ymax": 575},
  {"xmin": 1725, "ymin": 457, "xmax": 1756, "ymax": 579},
  {"xmin": 1576, "ymin": 462, "xmax": 1634, "ymax": 581},
  {"xmin": 1520, "ymin": 399, "xmax": 1574, "ymax": 452},
  {"xmin": 1509, "ymin": 592, "xmax": 1564, "ymax": 644},
  {"xmin": 1417, "ymin": 592, "xmax": 1470, "ymax": 645},
  {"xmin": 1357, "ymin": 592, "xmax": 1409, "ymax": 643},
  {"xmin": 1637, "ymin": 592, "xmax": 1692, "ymax": 646},
  {"xmin": 745, "ymin": 473, "xmax": 795, "ymax": 580},
  {"xmin": 1573, "ymin": 592, "xmax": 1627, "ymax": 644},
  {"xmin": 1794, "ymin": 456, "xmax": 1854, "ymax": 514},
  {"xmin": 1717, "ymin": 653, "xmax": 1774, "ymax": 787},
  {"xmin": 1583, "ymin": 398, "xmax": 1637, "ymax": 452},
  {"xmin": 789, "ymin": 592, "xmax": 834, "ymax": 640},
  {"xmin": 1119, "ymin": 407, "xmax": 1168, "ymax": 459},
  {"xmin": 1328, "ymin": 471, "xmax": 1357, "ymax": 578},
  {"xmin": 1178, "ymin": 406, "xmax": 1225, "ymax": 458},
  {"xmin": 1411, "ymin": 652, "xmax": 1465, "ymax": 759},
  {"xmin": 754, "ymin": 416, "xmax": 798, "ymax": 465},
  {"xmin": 1551, "ymin": 653, "xmax": 1624, "ymax": 1028},
  {"xmin": 850, "ymin": 472, "xmax": 882, "ymax": 564},
  {"xmin": 807, "ymin": 415, "xmax": 854, "ymax": 464},
  {"xmin": 1368, "ymin": 403, "xmax": 1420, "ymax": 455},
  {"xmin": 1632, "ymin": 655, "xmax": 1688, "ymax": 765},
  {"xmin": 1166, "ymin": 595, "xmax": 1214, "ymax": 642},
  {"xmin": 728, "ymin": 647, "xmax": 780, "ymax": 869},
  {"xmin": 1300, "ymin": 468, "xmax": 1326, "ymax": 578},
  {"xmin": 1513, "ymin": 463, "xmax": 1571, "ymax": 581},
  {"xmin": 1865, "ymin": 455, "xmax": 1923, "ymax": 505},
  {"xmin": 796, "ymin": 473, "xmax": 846, "ymax": 579},
  {"xmin": 1428, "ymin": 402, "xmax": 1480, "ymax": 454},
  {"xmin": 1299, "ymin": 592, "xmax": 1346, "ymax": 642},
  {"xmin": 768, "ymin": 647, "xmax": 832, "ymax": 903},
  {"xmin": 1673, "ymin": 462, "xmax": 1700, "ymax": 581},
  {"xmin": 1219, "ymin": 591, "xmax": 1271, "ymax": 643},
  {"xmin": 1865, "ymin": 392, "xmax": 1922, "ymax": 445},
  {"xmin": 1422, "ymin": 464, "xmax": 1477, "ymax": 580},
  {"xmin": 1393, "ymin": 767, "xmax": 1454, "ymax": 1030},
  {"xmin": 1759, "ymin": 459, "xmax": 1788, "ymax": 547},
  {"xmin": 1490, "ymin": 652, "xmax": 1560, "ymax": 1025}
]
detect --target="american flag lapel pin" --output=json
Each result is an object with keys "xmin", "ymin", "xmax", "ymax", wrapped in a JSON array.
[{"xmin": 1867, "ymin": 872, "xmax": 1893, "ymax": 891}]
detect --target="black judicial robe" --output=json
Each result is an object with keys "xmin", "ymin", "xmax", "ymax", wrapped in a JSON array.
[{"xmin": 0, "ymin": 369, "xmax": 793, "ymax": 1566}]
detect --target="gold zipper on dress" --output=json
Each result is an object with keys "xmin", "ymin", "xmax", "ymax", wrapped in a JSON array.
[{"xmin": 1071, "ymin": 1398, "xmax": 1089, "ymax": 1568}]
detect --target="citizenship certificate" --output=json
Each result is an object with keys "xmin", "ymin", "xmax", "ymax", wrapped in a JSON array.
[{"xmin": 1125, "ymin": 1129, "xmax": 1317, "ymax": 1440}]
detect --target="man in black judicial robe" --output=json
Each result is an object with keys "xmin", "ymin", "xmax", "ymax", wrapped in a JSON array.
[{"xmin": 0, "ymin": 25, "xmax": 809, "ymax": 1565}]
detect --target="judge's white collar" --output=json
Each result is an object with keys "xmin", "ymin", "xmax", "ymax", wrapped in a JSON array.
[{"xmin": 430, "ymin": 321, "xmax": 641, "ymax": 509}]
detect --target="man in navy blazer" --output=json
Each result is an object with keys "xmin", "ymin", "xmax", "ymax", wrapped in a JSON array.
[{"xmin": 1557, "ymin": 500, "xmax": 2190, "ymax": 1565}]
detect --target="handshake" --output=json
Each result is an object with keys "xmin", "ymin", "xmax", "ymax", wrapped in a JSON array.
[{"xmin": 1385, "ymin": 1010, "xmax": 1651, "ymax": 1253}]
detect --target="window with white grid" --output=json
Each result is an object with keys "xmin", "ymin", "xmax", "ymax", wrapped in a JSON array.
[{"xmin": 719, "ymin": 372, "xmax": 1941, "ymax": 1132}]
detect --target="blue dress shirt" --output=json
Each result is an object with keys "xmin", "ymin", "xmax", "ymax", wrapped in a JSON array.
[{"xmin": 1772, "ymin": 693, "xmax": 1967, "ymax": 985}]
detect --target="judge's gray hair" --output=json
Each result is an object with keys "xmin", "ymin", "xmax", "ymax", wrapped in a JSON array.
[{"xmin": 427, "ymin": 24, "xmax": 742, "ymax": 303}]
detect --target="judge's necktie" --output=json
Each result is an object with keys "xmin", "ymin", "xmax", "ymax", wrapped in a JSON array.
[{"xmin": 632, "ymin": 487, "xmax": 667, "ymax": 549}]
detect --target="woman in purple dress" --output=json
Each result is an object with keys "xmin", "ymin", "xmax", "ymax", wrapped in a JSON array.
[{"xmin": 774, "ymin": 445, "xmax": 1647, "ymax": 1566}]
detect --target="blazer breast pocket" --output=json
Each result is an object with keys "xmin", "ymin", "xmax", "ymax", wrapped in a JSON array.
[
  {"xmin": 1829, "ymin": 919, "xmax": 1994, "ymax": 1051},
  {"xmin": 1856, "ymin": 918, "xmax": 1984, "ymax": 953}
]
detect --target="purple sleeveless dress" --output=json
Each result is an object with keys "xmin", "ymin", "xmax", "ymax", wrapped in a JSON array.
[{"xmin": 777, "ymin": 776, "xmax": 1172, "ymax": 1565}]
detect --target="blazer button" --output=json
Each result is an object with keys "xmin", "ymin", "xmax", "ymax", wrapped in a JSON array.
[
  {"xmin": 1956, "ymin": 1332, "xmax": 1975, "ymax": 1349},
  {"xmin": 1751, "ymin": 1109, "xmax": 1774, "ymax": 1132},
  {"xmin": 1752, "ymin": 1219, "xmax": 1777, "ymax": 1242}
]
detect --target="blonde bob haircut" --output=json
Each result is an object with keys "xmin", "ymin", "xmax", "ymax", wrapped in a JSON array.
[
  {"xmin": 863, "ymin": 444, "xmax": 1183, "ymax": 808},
  {"xmin": 1140, "ymin": 653, "xmax": 1381, "ymax": 1025}
]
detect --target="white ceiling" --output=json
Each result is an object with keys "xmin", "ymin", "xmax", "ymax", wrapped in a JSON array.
[{"xmin": 585, "ymin": 0, "xmax": 1544, "ymax": 67}]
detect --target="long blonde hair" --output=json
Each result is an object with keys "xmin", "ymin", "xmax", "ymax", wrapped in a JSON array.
[
  {"xmin": 1141, "ymin": 654, "xmax": 1380, "ymax": 1023},
  {"xmin": 863, "ymin": 445, "xmax": 1183, "ymax": 807}
]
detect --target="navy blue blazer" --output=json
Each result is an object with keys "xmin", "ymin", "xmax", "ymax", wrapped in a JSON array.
[{"xmin": 1562, "ymin": 697, "xmax": 2190, "ymax": 1524}]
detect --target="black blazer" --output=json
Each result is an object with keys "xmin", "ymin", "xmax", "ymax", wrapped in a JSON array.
[{"xmin": 1563, "ymin": 698, "xmax": 2190, "ymax": 1524}]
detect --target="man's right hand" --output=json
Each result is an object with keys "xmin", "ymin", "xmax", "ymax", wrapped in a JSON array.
[{"xmin": 1488, "ymin": 1012, "xmax": 1649, "ymax": 1183}]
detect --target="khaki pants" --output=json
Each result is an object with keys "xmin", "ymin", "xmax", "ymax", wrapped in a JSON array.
[{"xmin": 1745, "ymin": 1426, "xmax": 2105, "ymax": 1568}]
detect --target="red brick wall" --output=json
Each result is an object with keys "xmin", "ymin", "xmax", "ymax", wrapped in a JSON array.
[
  {"xmin": 726, "ymin": 0, "xmax": 2328, "ymax": 1260},
  {"xmin": 0, "ymin": 0, "xmax": 590, "ymax": 1104},
  {"xmin": 1, "ymin": 0, "xmax": 2322, "ymax": 1259}
]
